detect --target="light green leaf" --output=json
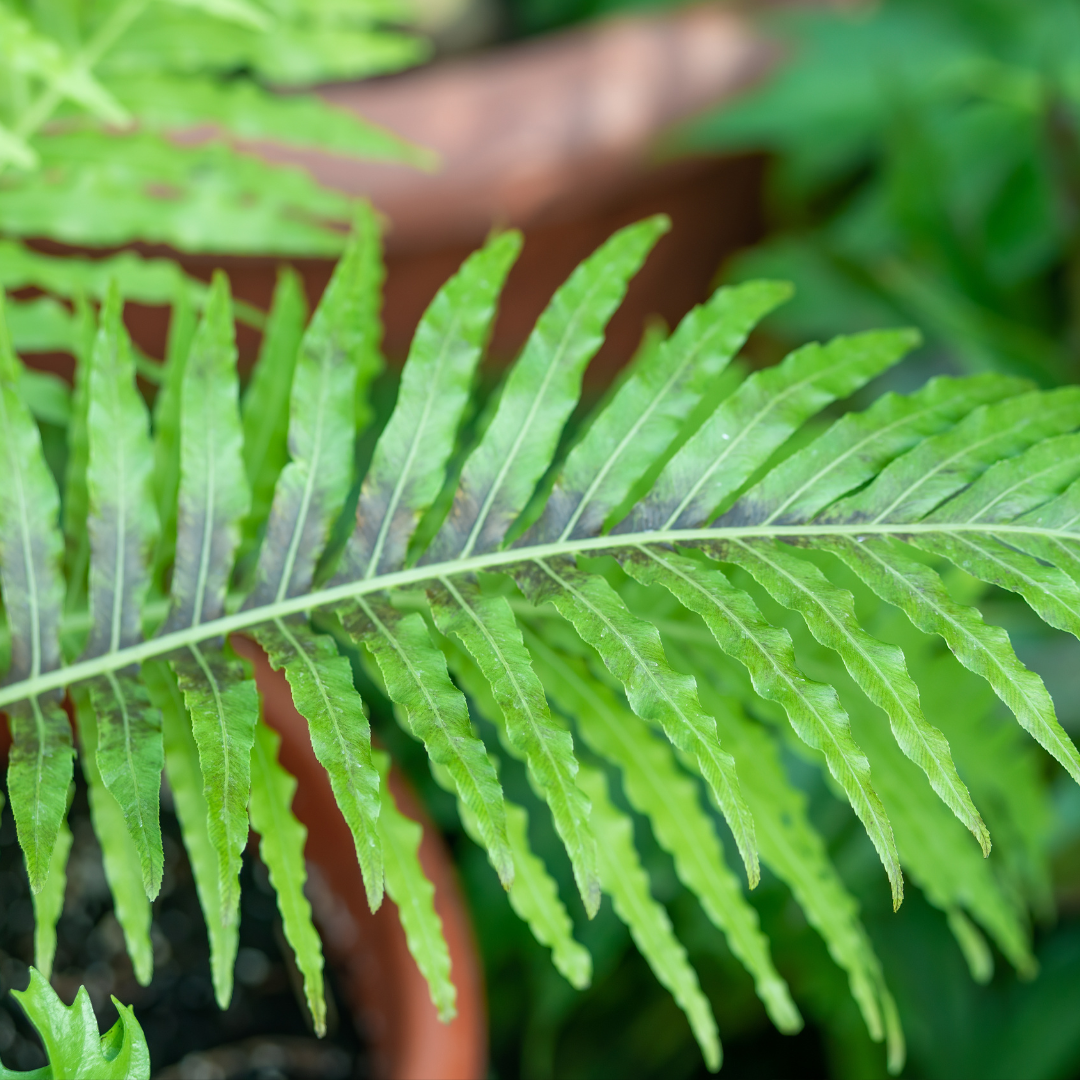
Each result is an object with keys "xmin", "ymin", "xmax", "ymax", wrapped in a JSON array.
[
  {"xmin": 425, "ymin": 216, "xmax": 669, "ymax": 561},
  {"xmin": 515, "ymin": 555, "xmax": 760, "ymax": 888},
  {"xmin": 526, "ymin": 629, "xmax": 799, "ymax": 1031},
  {"xmin": 249, "ymin": 719, "xmax": 327, "ymax": 1035},
  {"xmin": 620, "ymin": 544, "xmax": 902, "ymax": 908},
  {"xmin": 240, "ymin": 267, "xmax": 307, "ymax": 559},
  {"xmin": 374, "ymin": 750, "xmax": 456, "ymax": 1021},
  {"xmin": 2, "ymin": 969, "xmax": 149, "ymax": 1080},
  {"xmin": 430, "ymin": 579, "xmax": 599, "ymax": 915},
  {"xmin": 343, "ymin": 598, "xmax": 513, "ymax": 886},
  {"xmin": 339, "ymin": 231, "xmax": 522, "ymax": 580},
  {"xmin": 720, "ymin": 538, "xmax": 988, "ymax": 853},
  {"xmin": 148, "ymin": 658, "xmax": 238, "ymax": 1009},
  {"xmin": 255, "ymin": 617, "xmax": 383, "ymax": 910},
  {"xmin": 577, "ymin": 762, "xmax": 721, "ymax": 1073},
  {"xmin": 73, "ymin": 690, "xmax": 153, "ymax": 986},
  {"xmin": 824, "ymin": 536, "xmax": 1080, "ymax": 786},
  {"xmin": 30, "ymin": 813, "xmax": 71, "ymax": 982}
]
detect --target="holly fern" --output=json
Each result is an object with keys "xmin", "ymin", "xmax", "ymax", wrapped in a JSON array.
[{"xmin": 1, "ymin": 205, "xmax": 1077, "ymax": 1074}]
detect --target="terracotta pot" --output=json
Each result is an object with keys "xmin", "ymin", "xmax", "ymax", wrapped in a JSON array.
[{"xmin": 232, "ymin": 635, "xmax": 487, "ymax": 1080}]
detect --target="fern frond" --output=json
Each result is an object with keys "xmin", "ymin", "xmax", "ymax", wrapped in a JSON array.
[{"xmin": 7, "ymin": 213, "xmax": 1080, "ymax": 1069}]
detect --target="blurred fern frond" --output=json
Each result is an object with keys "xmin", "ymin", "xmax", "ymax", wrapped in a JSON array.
[{"xmin": 2, "ymin": 207, "xmax": 1077, "ymax": 1073}]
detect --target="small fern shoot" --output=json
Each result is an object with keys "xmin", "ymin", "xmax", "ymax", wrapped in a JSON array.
[{"xmin": 0, "ymin": 205, "xmax": 1076, "ymax": 1073}]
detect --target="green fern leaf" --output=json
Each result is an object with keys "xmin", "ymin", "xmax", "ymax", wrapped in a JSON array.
[
  {"xmin": 83, "ymin": 284, "xmax": 164, "ymax": 898},
  {"xmin": 525, "ymin": 628, "xmax": 800, "ymax": 1032},
  {"xmin": 620, "ymin": 545, "xmax": 902, "ymax": 907},
  {"xmin": 163, "ymin": 272, "xmax": 256, "ymax": 930},
  {"xmin": 430, "ymin": 579, "xmax": 599, "ymax": 915},
  {"xmin": 528, "ymin": 279, "xmax": 792, "ymax": 543},
  {"xmin": 338, "ymin": 231, "xmax": 522, "ymax": 580},
  {"xmin": 243, "ymin": 217, "xmax": 387, "ymax": 907},
  {"xmin": 72, "ymin": 691, "xmax": 153, "ymax": 986},
  {"xmin": 577, "ymin": 762, "xmax": 722, "ymax": 1073},
  {"xmin": 374, "ymin": 751, "xmax": 456, "ymax": 1021},
  {"xmin": 425, "ymin": 217, "xmax": 669, "ymax": 562},
  {"xmin": 725, "ymin": 373, "xmax": 1031, "ymax": 528},
  {"xmin": 30, "ymin": 806, "xmax": 71, "ymax": 982},
  {"xmin": 249, "ymin": 720, "xmax": 327, "ymax": 1035},
  {"xmin": 149, "ymin": 659, "xmax": 238, "ymax": 1009},
  {"xmin": 240, "ymin": 266, "xmax": 307, "ymax": 557},
  {"xmin": 0, "ymin": 296, "xmax": 73, "ymax": 892},
  {"xmin": 720, "ymin": 537, "xmax": 988, "ymax": 853},
  {"xmin": 347, "ymin": 597, "xmax": 513, "ymax": 885},
  {"xmin": 693, "ymin": 674, "xmax": 904, "ymax": 1072},
  {"xmin": 621, "ymin": 329, "xmax": 920, "ymax": 532},
  {"xmin": 439, "ymin": 635, "xmax": 593, "ymax": 987},
  {"xmin": 517, "ymin": 555, "xmax": 760, "ymax": 888},
  {"xmin": 825, "ymin": 536, "xmax": 1080, "ymax": 784}
]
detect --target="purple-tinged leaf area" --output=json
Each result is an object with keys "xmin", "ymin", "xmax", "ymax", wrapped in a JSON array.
[
  {"xmin": 0, "ymin": 296, "xmax": 72, "ymax": 891},
  {"xmin": 514, "ymin": 554, "xmax": 760, "ymax": 890},
  {"xmin": 340, "ymin": 596, "xmax": 513, "ymax": 886},
  {"xmin": 723, "ymin": 374, "xmax": 1030, "ymax": 528},
  {"xmin": 829, "ymin": 387, "xmax": 1080, "ymax": 525},
  {"xmin": 82, "ymin": 284, "xmax": 163, "ymax": 898},
  {"xmin": 425, "ymin": 216, "xmax": 670, "ymax": 563},
  {"xmin": 529, "ymin": 279, "xmax": 792, "ymax": 543},
  {"xmin": 619, "ymin": 544, "xmax": 903, "ymax": 909},
  {"xmin": 620, "ymin": 329, "xmax": 919, "ymax": 533},
  {"xmin": 164, "ymin": 271, "xmax": 249, "ymax": 632},
  {"xmin": 719, "ymin": 537, "xmax": 988, "ymax": 855},
  {"xmin": 429, "ymin": 578, "xmax": 599, "ymax": 916},
  {"xmin": 254, "ymin": 617, "xmax": 383, "ymax": 910},
  {"xmin": 340, "ymin": 231, "xmax": 522, "ymax": 581},
  {"xmin": 248, "ymin": 205, "xmax": 384, "ymax": 606}
]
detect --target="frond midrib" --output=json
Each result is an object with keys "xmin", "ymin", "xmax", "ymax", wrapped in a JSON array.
[{"xmin": 0, "ymin": 519, "xmax": 1063, "ymax": 707}]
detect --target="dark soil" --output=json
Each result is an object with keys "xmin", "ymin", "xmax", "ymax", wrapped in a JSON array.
[{"xmin": 0, "ymin": 772, "xmax": 370, "ymax": 1079}]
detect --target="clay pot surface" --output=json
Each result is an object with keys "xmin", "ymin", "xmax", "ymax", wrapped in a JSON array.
[{"xmin": 233, "ymin": 635, "xmax": 487, "ymax": 1080}]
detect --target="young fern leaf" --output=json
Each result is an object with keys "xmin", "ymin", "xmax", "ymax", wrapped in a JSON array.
[
  {"xmin": 577, "ymin": 762, "xmax": 722, "ymax": 1074},
  {"xmin": 374, "ymin": 751, "xmax": 456, "ymax": 1021},
  {"xmin": 429, "ymin": 579, "xmax": 600, "ymax": 916},
  {"xmin": 516, "ymin": 556, "xmax": 760, "ymax": 889},
  {"xmin": 244, "ymin": 217, "xmax": 387, "ymax": 909},
  {"xmin": 163, "ymin": 272, "xmax": 257, "ymax": 930},
  {"xmin": 63, "ymin": 296, "xmax": 96, "ymax": 613},
  {"xmin": 524, "ymin": 628, "xmax": 800, "ymax": 1032},
  {"xmin": 73, "ymin": 690, "xmax": 154, "ymax": 986},
  {"xmin": 249, "ymin": 719, "xmax": 327, "ymax": 1036},
  {"xmin": 0, "ymin": 296, "xmax": 74, "ymax": 892},
  {"xmin": 83, "ymin": 284, "xmax": 164, "ymax": 898},
  {"xmin": 424, "ymin": 215, "xmax": 669, "ymax": 563},
  {"xmin": 149, "ymin": 658, "xmax": 238, "ymax": 1009}
]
